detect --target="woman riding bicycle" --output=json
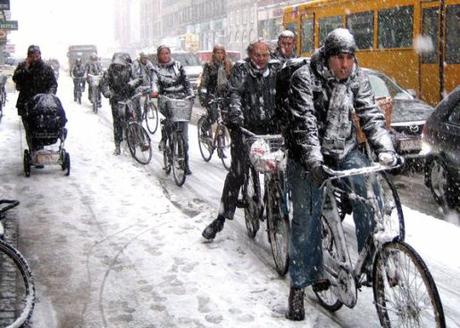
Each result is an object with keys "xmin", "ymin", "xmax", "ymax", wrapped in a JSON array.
[
  {"xmin": 198, "ymin": 44, "xmax": 233, "ymax": 135},
  {"xmin": 152, "ymin": 45, "xmax": 194, "ymax": 175}
]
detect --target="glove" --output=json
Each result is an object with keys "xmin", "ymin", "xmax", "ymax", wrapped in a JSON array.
[
  {"xmin": 309, "ymin": 163, "xmax": 327, "ymax": 188},
  {"xmin": 378, "ymin": 151, "xmax": 401, "ymax": 167}
]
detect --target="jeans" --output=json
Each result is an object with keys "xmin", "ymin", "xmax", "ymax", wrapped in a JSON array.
[{"xmin": 287, "ymin": 149, "xmax": 376, "ymax": 288}]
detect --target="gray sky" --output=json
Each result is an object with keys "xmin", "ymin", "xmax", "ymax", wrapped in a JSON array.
[{"xmin": 8, "ymin": 0, "xmax": 116, "ymax": 63}]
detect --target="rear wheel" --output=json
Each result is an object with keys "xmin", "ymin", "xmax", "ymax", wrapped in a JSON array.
[
  {"xmin": 145, "ymin": 101, "xmax": 159, "ymax": 134},
  {"xmin": 373, "ymin": 241, "xmax": 445, "ymax": 328},
  {"xmin": 163, "ymin": 139, "xmax": 171, "ymax": 175},
  {"xmin": 243, "ymin": 167, "xmax": 261, "ymax": 239},
  {"xmin": 23, "ymin": 150, "xmax": 31, "ymax": 177},
  {"xmin": 217, "ymin": 124, "xmax": 231, "ymax": 171},
  {"xmin": 266, "ymin": 176, "xmax": 289, "ymax": 276},
  {"xmin": 172, "ymin": 133, "xmax": 186, "ymax": 186},
  {"xmin": 197, "ymin": 116, "xmax": 213, "ymax": 162},
  {"xmin": 126, "ymin": 122, "xmax": 152, "ymax": 165}
]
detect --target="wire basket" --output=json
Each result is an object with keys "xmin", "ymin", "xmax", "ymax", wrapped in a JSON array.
[
  {"xmin": 248, "ymin": 134, "xmax": 286, "ymax": 173},
  {"xmin": 166, "ymin": 98, "xmax": 193, "ymax": 122}
]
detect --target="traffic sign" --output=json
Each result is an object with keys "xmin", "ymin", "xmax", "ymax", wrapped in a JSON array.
[{"xmin": 0, "ymin": 20, "xmax": 17, "ymax": 30}]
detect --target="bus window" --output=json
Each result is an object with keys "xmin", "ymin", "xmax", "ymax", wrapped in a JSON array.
[
  {"xmin": 347, "ymin": 11, "xmax": 373, "ymax": 50},
  {"xmin": 319, "ymin": 16, "xmax": 342, "ymax": 45},
  {"xmin": 421, "ymin": 8, "xmax": 439, "ymax": 64},
  {"xmin": 378, "ymin": 6, "xmax": 413, "ymax": 49},
  {"xmin": 301, "ymin": 15, "xmax": 314, "ymax": 53},
  {"xmin": 446, "ymin": 5, "xmax": 460, "ymax": 64}
]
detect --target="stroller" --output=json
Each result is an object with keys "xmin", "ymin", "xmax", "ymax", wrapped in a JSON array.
[{"xmin": 23, "ymin": 93, "xmax": 70, "ymax": 177}]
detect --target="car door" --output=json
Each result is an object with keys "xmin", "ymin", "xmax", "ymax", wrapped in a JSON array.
[{"xmin": 438, "ymin": 96, "xmax": 460, "ymax": 178}]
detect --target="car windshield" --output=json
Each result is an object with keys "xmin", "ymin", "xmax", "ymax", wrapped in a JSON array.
[
  {"xmin": 367, "ymin": 71, "xmax": 413, "ymax": 100},
  {"xmin": 172, "ymin": 53, "xmax": 200, "ymax": 66}
]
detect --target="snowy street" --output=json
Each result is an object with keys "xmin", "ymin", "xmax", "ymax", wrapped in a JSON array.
[{"xmin": 0, "ymin": 74, "xmax": 459, "ymax": 328}]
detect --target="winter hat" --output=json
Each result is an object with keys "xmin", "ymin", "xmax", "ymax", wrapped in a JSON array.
[
  {"xmin": 27, "ymin": 45, "xmax": 41, "ymax": 56},
  {"xmin": 323, "ymin": 28, "xmax": 357, "ymax": 58}
]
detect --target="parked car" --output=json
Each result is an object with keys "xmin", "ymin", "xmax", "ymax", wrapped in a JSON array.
[
  {"xmin": 364, "ymin": 68, "xmax": 435, "ymax": 159},
  {"xmin": 422, "ymin": 85, "xmax": 460, "ymax": 208},
  {"xmin": 147, "ymin": 51, "xmax": 202, "ymax": 91}
]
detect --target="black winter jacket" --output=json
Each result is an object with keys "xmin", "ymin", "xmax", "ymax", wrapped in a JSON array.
[
  {"xmin": 13, "ymin": 60, "xmax": 58, "ymax": 116},
  {"xmin": 286, "ymin": 50, "xmax": 395, "ymax": 168},
  {"xmin": 227, "ymin": 59, "xmax": 281, "ymax": 134}
]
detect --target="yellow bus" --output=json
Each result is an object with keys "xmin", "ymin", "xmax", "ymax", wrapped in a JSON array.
[{"xmin": 283, "ymin": 0, "xmax": 460, "ymax": 105}]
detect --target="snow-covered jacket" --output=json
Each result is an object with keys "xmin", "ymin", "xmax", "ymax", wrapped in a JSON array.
[
  {"xmin": 72, "ymin": 63, "xmax": 85, "ymax": 78},
  {"xmin": 198, "ymin": 60, "xmax": 232, "ymax": 106},
  {"xmin": 286, "ymin": 49, "xmax": 395, "ymax": 168},
  {"xmin": 132, "ymin": 59, "xmax": 154, "ymax": 87},
  {"xmin": 227, "ymin": 58, "xmax": 282, "ymax": 134},
  {"xmin": 86, "ymin": 61, "xmax": 103, "ymax": 76},
  {"xmin": 13, "ymin": 59, "xmax": 58, "ymax": 116},
  {"xmin": 151, "ymin": 60, "xmax": 193, "ymax": 99}
]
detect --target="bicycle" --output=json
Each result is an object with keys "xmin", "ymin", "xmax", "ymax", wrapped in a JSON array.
[
  {"xmin": 197, "ymin": 97, "xmax": 232, "ymax": 171},
  {"xmin": 159, "ymin": 95, "xmax": 193, "ymax": 187},
  {"xmin": 0, "ymin": 200, "xmax": 35, "ymax": 327},
  {"xmin": 87, "ymin": 74, "xmax": 102, "ymax": 114},
  {"xmin": 313, "ymin": 162, "xmax": 445, "ymax": 327},
  {"xmin": 140, "ymin": 91, "xmax": 159, "ymax": 135},
  {"xmin": 118, "ymin": 88, "xmax": 153, "ymax": 165},
  {"xmin": 73, "ymin": 76, "xmax": 85, "ymax": 105},
  {"xmin": 238, "ymin": 128, "xmax": 290, "ymax": 276}
]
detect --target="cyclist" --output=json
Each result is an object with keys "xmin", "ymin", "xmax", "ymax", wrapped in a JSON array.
[
  {"xmin": 71, "ymin": 57, "xmax": 86, "ymax": 101},
  {"xmin": 101, "ymin": 52, "xmax": 141, "ymax": 155},
  {"xmin": 13, "ymin": 45, "xmax": 57, "ymax": 154},
  {"xmin": 86, "ymin": 53, "xmax": 103, "ymax": 107},
  {"xmin": 271, "ymin": 30, "xmax": 296, "ymax": 62},
  {"xmin": 151, "ymin": 45, "xmax": 194, "ymax": 175},
  {"xmin": 133, "ymin": 52, "xmax": 154, "ymax": 87},
  {"xmin": 281, "ymin": 28, "xmax": 399, "ymax": 321},
  {"xmin": 201, "ymin": 39, "xmax": 281, "ymax": 240},
  {"xmin": 198, "ymin": 44, "xmax": 233, "ymax": 135}
]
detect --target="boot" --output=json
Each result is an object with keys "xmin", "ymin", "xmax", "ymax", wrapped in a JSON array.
[
  {"xmin": 114, "ymin": 143, "xmax": 121, "ymax": 155},
  {"xmin": 286, "ymin": 287, "xmax": 305, "ymax": 321},
  {"xmin": 202, "ymin": 216, "xmax": 225, "ymax": 240}
]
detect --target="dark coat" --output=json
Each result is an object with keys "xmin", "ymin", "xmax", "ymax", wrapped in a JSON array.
[
  {"xmin": 198, "ymin": 61, "xmax": 231, "ymax": 106},
  {"xmin": 286, "ymin": 50, "xmax": 395, "ymax": 168},
  {"xmin": 72, "ymin": 63, "xmax": 86, "ymax": 78},
  {"xmin": 13, "ymin": 59, "xmax": 58, "ymax": 116},
  {"xmin": 227, "ymin": 58, "xmax": 281, "ymax": 134},
  {"xmin": 104, "ymin": 63, "xmax": 137, "ymax": 105}
]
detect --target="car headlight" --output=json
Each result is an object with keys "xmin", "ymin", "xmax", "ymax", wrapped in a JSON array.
[{"xmin": 420, "ymin": 140, "xmax": 432, "ymax": 155}]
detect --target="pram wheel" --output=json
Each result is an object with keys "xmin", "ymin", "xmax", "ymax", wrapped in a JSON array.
[
  {"xmin": 63, "ymin": 152, "xmax": 70, "ymax": 176},
  {"xmin": 23, "ymin": 150, "xmax": 31, "ymax": 177}
]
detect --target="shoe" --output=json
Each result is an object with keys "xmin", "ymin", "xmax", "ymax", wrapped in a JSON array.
[
  {"xmin": 285, "ymin": 287, "xmax": 305, "ymax": 321},
  {"xmin": 114, "ymin": 144, "xmax": 121, "ymax": 155},
  {"xmin": 185, "ymin": 166, "xmax": 192, "ymax": 175},
  {"xmin": 202, "ymin": 216, "xmax": 225, "ymax": 240},
  {"xmin": 312, "ymin": 279, "xmax": 331, "ymax": 292}
]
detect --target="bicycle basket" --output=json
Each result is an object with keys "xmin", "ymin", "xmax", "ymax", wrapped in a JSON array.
[
  {"xmin": 166, "ymin": 98, "xmax": 193, "ymax": 122},
  {"xmin": 248, "ymin": 135, "xmax": 285, "ymax": 173}
]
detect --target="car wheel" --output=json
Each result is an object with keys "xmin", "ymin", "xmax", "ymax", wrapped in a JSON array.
[{"xmin": 426, "ymin": 158, "xmax": 458, "ymax": 208}]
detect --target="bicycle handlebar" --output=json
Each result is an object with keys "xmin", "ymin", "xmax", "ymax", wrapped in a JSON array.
[
  {"xmin": 0, "ymin": 200, "xmax": 20, "ymax": 217},
  {"xmin": 322, "ymin": 162, "xmax": 398, "ymax": 181}
]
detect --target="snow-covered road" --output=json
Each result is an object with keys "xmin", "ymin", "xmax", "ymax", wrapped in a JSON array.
[{"xmin": 0, "ymin": 74, "xmax": 459, "ymax": 327}]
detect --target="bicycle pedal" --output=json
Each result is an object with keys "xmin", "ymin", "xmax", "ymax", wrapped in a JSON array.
[{"xmin": 312, "ymin": 279, "xmax": 331, "ymax": 292}]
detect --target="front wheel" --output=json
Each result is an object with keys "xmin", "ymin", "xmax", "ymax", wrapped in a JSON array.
[
  {"xmin": 144, "ymin": 101, "xmax": 159, "ymax": 134},
  {"xmin": 126, "ymin": 123, "xmax": 152, "ymax": 165},
  {"xmin": 265, "ymin": 177, "xmax": 289, "ymax": 276},
  {"xmin": 243, "ymin": 167, "xmax": 261, "ymax": 239},
  {"xmin": 172, "ymin": 133, "xmax": 187, "ymax": 186},
  {"xmin": 373, "ymin": 241, "xmax": 445, "ymax": 328},
  {"xmin": 197, "ymin": 116, "xmax": 213, "ymax": 162}
]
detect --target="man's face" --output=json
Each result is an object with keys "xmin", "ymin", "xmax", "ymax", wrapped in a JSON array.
[
  {"xmin": 140, "ymin": 57, "xmax": 147, "ymax": 65},
  {"xmin": 28, "ymin": 51, "xmax": 41, "ymax": 65},
  {"xmin": 158, "ymin": 49, "xmax": 171, "ymax": 64},
  {"xmin": 327, "ymin": 53, "xmax": 354, "ymax": 80},
  {"xmin": 214, "ymin": 49, "xmax": 225, "ymax": 62},
  {"xmin": 250, "ymin": 43, "xmax": 270, "ymax": 69},
  {"xmin": 279, "ymin": 37, "xmax": 295, "ymax": 57}
]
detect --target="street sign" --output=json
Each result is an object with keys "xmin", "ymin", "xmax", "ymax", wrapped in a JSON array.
[
  {"xmin": 0, "ymin": 20, "xmax": 17, "ymax": 30},
  {"xmin": 0, "ymin": 0, "xmax": 10, "ymax": 10}
]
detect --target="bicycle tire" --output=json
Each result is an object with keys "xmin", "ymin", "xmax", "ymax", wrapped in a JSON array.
[
  {"xmin": 126, "ymin": 122, "xmax": 152, "ymax": 165},
  {"xmin": 77, "ymin": 90, "xmax": 81, "ymax": 105},
  {"xmin": 377, "ymin": 172, "xmax": 405, "ymax": 241},
  {"xmin": 172, "ymin": 133, "xmax": 186, "ymax": 186},
  {"xmin": 314, "ymin": 214, "xmax": 344, "ymax": 312},
  {"xmin": 266, "ymin": 176, "xmax": 289, "ymax": 276},
  {"xmin": 217, "ymin": 125, "xmax": 231, "ymax": 171},
  {"xmin": 243, "ymin": 167, "xmax": 261, "ymax": 239},
  {"xmin": 145, "ymin": 101, "xmax": 159, "ymax": 134},
  {"xmin": 0, "ymin": 238, "xmax": 35, "ymax": 327},
  {"xmin": 92, "ymin": 96, "xmax": 98, "ymax": 114},
  {"xmin": 197, "ymin": 116, "xmax": 213, "ymax": 162},
  {"xmin": 23, "ymin": 150, "xmax": 31, "ymax": 178},
  {"xmin": 373, "ymin": 241, "xmax": 445, "ymax": 328},
  {"xmin": 163, "ymin": 139, "xmax": 171, "ymax": 175}
]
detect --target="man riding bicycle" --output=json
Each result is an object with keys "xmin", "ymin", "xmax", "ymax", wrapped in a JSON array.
[
  {"xmin": 72, "ymin": 57, "xmax": 86, "ymax": 101},
  {"xmin": 151, "ymin": 45, "xmax": 194, "ymax": 175},
  {"xmin": 198, "ymin": 44, "xmax": 233, "ymax": 135},
  {"xmin": 201, "ymin": 40, "xmax": 282, "ymax": 240},
  {"xmin": 281, "ymin": 28, "xmax": 400, "ymax": 321},
  {"xmin": 86, "ymin": 53, "xmax": 103, "ymax": 107}
]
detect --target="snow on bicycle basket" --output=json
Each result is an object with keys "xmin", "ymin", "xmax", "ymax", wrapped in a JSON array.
[
  {"xmin": 249, "ymin": 136, "xmax": 285, "ymax": 173},
  {"xmin": 166, "ymin": 98, "xmax": 193, "ymax": 122}
]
